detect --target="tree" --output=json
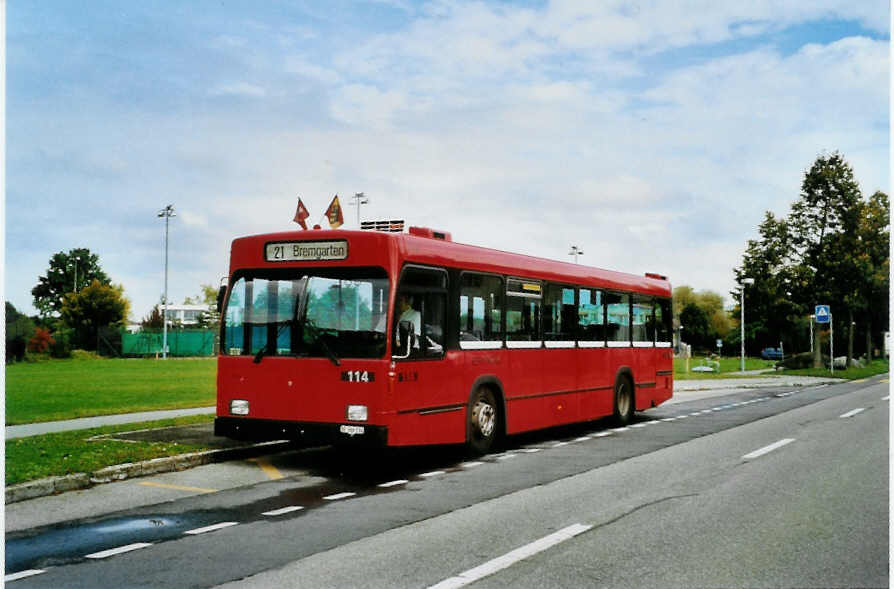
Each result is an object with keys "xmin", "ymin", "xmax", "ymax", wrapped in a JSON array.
[
  {"xmin": 679, "ymin": 303, "xmax": 710, "ymax": 350},
  {"xmin": 673, "ymin": 286, "xmax": 733, "ymax": 350},
  {"xmin": 27, "ymin": 327, "xmax": 55, "ymax": 354},
  {"xmin": 6, "ymin": 302, "xmax": 35, "ymax": 362},
  {"xmin": 32, "ymin": 248, "xmax": 110, "ymax": 318},
  {"xmin": 141, "ymin": 305, "xmax": 165, "ymax": 328},
  {"xmin": 60, "ymin": 280, "xmax": 130, "ymax": 350},
  {"xmin": 732, "ymin": 152, "xmax": 888, "ymax": 365}
]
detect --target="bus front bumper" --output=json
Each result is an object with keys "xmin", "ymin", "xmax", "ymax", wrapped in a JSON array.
[{"xmin": 214, "ymin": 417, "xmax": 388, "ymax": 447}]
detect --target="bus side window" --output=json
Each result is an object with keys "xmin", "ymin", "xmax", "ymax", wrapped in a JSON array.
[
  {"xmin": 578, "ymin": 289, "xmax": 605, "ymax": 343},
  {"xmin": 395, "ymin": 266, "xmax": 448, "ymax": 359},
  {"xmin": 459, "ymin": 273, "xmax": 503, "ymax": 345}
]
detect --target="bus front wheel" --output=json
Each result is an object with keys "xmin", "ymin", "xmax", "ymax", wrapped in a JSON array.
[
  {"xmin": 468, "ymin": 387, "xmax": 498, "ymax": 455},
  {"xmin": 613, "ymin": 374, "xmax": 634, "ymax": 426}
]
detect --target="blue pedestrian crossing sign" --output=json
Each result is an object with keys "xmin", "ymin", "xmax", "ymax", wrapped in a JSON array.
[{"xmin": 815, "ymin": 305, "xmax": 831, "ymax": 323}]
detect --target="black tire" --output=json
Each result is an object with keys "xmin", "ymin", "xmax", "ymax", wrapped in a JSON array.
[
  {"xmin": 467, "ymin": 387, "xmax": 499, "ymax": 455},
  {"xmin": 613, "ymin": 374, "xmax": 634, "ymax": 426}
]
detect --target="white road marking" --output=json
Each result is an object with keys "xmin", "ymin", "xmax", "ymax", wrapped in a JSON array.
[
  {"xmin": 377, "ymin": 480, "xmax": 409, "ymax": 488},
  {"xmin": 184, "ymin": 522, "xmax": 239, "ymax": 535},
  {"xmin": 428, "ymin": 523, "xmax": 593, "ymax": 589},
  {"xmin": 593, "ymin": 432, "xmax": 612, "ymax": 437},
  {"xmin": 574, "ymin": 435, "xmax": 592, "ymax": 441},
  {"xmin": 263, "ymin": 505, "xmax": 305, "ymax": 516},
  {"xmin": 5, "ymin": 570, "xmax": 46, "ymax": 582},
  {"xmin": 86, "ymin": 543, "xmax": 153, "ymax": 559},
  {"xmin": 520, "ymin": 448, "xmax": 542, "ymax": 453},
  {"xmin": 743, "ymin": 438, "xmax": 796, "ymax": 461},
  {"xmin": 611, "ymin": 427, "xmax": 630, "ymax": 432},
  {"xmin": 630, "ymin": 423, "xmax": 648, "ymax": 428},
  {"xmin": 462, "ymin": 461, "xmax": 483, "ymax": 468},
  {"xmin": 497, "ymin": 454, "xmax": 517, "ymax": 460},
  {"xmin": 881, "ymin": 396, "xmax": 889, "ymax": 401},
  {"xmin": 660, "ymin": 417, "xmax": 676, "ymax": 422},
  {"xmin": 839, "ymin": 408, "xmax": 866, "ymax": 419},
  {"xmin": 552, "ymin": 441, "xmax": 569, "ymax": 447},
  {"xmin": 323, "ymin": 492, "xmax": 357, "ymax": 500},
  {"xmin": 419, "ymin": 471, "xmax": 445, "ymax": 478}
]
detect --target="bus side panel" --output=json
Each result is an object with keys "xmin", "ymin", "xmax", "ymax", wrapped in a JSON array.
[
  {"xmin": 578, "ymin": 348, "xmax": 614, "ymax": 420},
  {"xmin": 541, "ymin": 347, "xmax": 579, "ymax": 426},
  {"xmin": 389, "ymin": 351, "xmax": 467, "ymax": 446},
  {"xmin": 634, "ymin": 348, "xmax": 673, "ymax": 410},
  {"xmin": 502, "ymin": 348, "xmax": 543, "ymax": 434}
]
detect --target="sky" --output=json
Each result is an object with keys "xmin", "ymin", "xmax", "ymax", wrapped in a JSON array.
[{"xmin": 5, "ymin": 1, "xmax": 890, "ymax": 322}]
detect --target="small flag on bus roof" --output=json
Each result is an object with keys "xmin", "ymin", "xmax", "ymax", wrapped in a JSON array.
[
  {"xmin": 293, "ymin": 198, "xmax": 310, "ymax": 230},
  {"xmin": 325, "ymin": 195, "xmax": 344, "ymax": 229}
]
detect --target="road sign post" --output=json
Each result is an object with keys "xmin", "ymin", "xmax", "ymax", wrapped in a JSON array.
[{"xmin": 815, "ymin": 305, "xmax": 832, "ymax": 373}]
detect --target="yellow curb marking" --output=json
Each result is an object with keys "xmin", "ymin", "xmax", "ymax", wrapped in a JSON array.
[
  {"xmin": 249, "ymin": 457, "xmax": 284, "ymax": 480},
  {"xmin": 138, "ymin": 481, "xmax": 218, "ymax": 494},
  {"xmin": 853, "ymin": 379, "xmax": 867, "ymax": 383},
  {"xmin": 880, "ymin": 378, "xmax": 889, "ymax": 383}
]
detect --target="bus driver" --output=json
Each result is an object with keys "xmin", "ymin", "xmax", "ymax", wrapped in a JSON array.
[{"xmin": 395, "ymin": 293, "xmax": 421, "ymax": 350}]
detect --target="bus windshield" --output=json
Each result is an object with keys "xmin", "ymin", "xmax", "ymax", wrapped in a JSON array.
[{"xmin": 222, "ymin": 268, "xmax": 390, "ymax": 360}]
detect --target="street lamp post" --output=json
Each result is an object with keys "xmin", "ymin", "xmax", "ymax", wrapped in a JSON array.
[
  {"xmin": 72, "ymin": 256, "xmax": 81, "ymax": 293},
  {"xmin": 157, "ymin": 205, "xmax": 176, "ymax": 359},
  {"xmin": 350, "ymin": 192, "xmax": 369, "ymax": 228},
  {"xmin": 569, "ymin": 245, "xmax": 584, "ymax": 263},
  {"xmin": 740, "ymin": 277, "xmax": 754, "ymax": 372}
]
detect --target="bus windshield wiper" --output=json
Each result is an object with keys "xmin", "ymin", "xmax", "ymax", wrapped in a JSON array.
[
  {"xmin": 302, "ymin": 317, "xmax": 341, "ymax": 366},
  {"xmin": 253, "ymin": 322, "xmax": 292, "ymax": 364}
]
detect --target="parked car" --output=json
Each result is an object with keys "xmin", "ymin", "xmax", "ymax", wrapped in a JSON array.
[{"xmin": 761, "ymin": 347, "xmax": 783, "ymax": 360}]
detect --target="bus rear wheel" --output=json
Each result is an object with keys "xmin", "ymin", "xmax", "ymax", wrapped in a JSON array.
[
  {"xmin": 468, "ymin": 387, "xmax": 498, "ymax": 455},
  {"xmin": 613, "ymin": 374, "xmax": 634, "ymax": 426}
]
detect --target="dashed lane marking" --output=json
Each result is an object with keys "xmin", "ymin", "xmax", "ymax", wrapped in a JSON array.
[
  {"xmin": 249, "ymin": 456, "xmax": 285, "ymax": 481},
  {"xmin": 5, "ymin": 570, "xmax": 46, "ymax": 582},
  {"xmin": 86, "ymin": 543, "xmax": 153, "ymax": 559},
  {"xmin": 378, "ymin": 479, "xmax": 409, "ymax": 488},
  {"xmin": 263, "ymin": 505, "xmax": 305, "ymax": 516},
  {"xmin": 183, "ymin": 522, "xmax": 239, "ymax": 535},
  {"xmin": 428, "ymin": 523, "xmax": 593, "ymax": 589},
  {"xmin": 882, "ymin": 396, "xmax": 890, "ymax": 401},
  {"xmin": 839, "ymin": 408, "xmax": 866, "ymax": 419},
  {"xmin": 323, "ymin": 492, "xmax": 357, "ymax": 501},
  {"xmin": 138, "ymin": 481, "xmax": 217, "ymax": 494},
  {"xmin": 419, "ymin": 470, "xmax": 446, "ymax": 478},
  {"xmin": 743, "ymin": 438, "xmax": 796, "ymax": 461},
  {"xmin": 461, "ymin": 461, "xmax": 483, "ymax": 468}
]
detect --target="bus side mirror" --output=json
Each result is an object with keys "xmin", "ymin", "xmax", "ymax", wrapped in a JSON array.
[
  {"xmin": 392, "ymin": 320, "xmax": 416, "ymax": 359},
  {"xmin": 217, "ymin": 285, "xmax": 227, "ymax": 313}
]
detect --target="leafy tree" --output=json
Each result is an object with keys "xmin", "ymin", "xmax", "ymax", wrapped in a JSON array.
[
  {"xmin": 5, "ymin": 302, "xmax": 34, "ymax": 362},
  {"xmin": 673, "ymin": 286, "xmax": 733, "ymax": 349},
  {"xmin": 60, "ymin": 280, "xmax": 130, "ymax": 350},
  {"xmin": 733, "ymin": 152, "xmax": 888, "ymax": 365},
  {"xmin": 32, "ymin": 248, "xmax": 110, "ymax": 318},
  {"xmin": 27, "ymin": 327, "xmax": 55, "ymax": 353},
  {"xmin": 679, "ymin": 303, "xmax": 710, "ymax": 350},
  {"xmin": 141, "ymin": 305, "xmax": 165, "ymax": 328}
]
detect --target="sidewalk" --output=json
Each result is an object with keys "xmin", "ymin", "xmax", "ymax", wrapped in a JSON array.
[{"xmin": 5, "ymin": 406, "xmax": 216, "ymax": 439}]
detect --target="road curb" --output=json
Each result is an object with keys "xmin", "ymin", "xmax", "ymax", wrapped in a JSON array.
[{"xmin": 5, "ymin": 440, "xmax": 292, "ymax": 504}]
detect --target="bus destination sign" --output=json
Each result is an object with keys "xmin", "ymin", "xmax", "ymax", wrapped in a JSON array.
[{"xmin": 265, "ymin": 240, "xmax": 349, "ymax": 262}]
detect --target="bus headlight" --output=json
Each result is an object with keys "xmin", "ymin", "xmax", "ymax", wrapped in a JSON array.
[
  {"xmin": 346, "ymin": 405, "xmax": 368, "ymax": 421},
  {"xmin": 230, "ymin": 399, "xmax": 250, "ymax": 416}
]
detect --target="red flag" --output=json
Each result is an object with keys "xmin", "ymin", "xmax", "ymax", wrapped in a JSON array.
[
  {"xmin": 293, "ymin": 198, "xmax": 310, "ymax": 230},
  {"xmin": 324, "ymin": 195, "xmax": 344, "ymax": 229}
]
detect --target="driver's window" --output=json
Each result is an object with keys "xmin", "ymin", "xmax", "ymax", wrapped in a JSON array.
[{"xmin": 394, "ymin": 266, "xmax": 447, "ymax": 359}]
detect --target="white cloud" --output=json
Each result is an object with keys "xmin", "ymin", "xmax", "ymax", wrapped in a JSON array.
[{"xmin": 208, "ymin": 82, "xmax": 267, "ymax": 98}]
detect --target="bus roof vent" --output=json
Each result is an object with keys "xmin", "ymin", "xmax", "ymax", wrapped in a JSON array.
[
  {"xmin": 645, "ymin": 272, "xmax": 667, "ymax": 280},
  {"xmin": 361, "ymin": 220, "xmax": 405, "ymax": 232},
  {"xmin": 409, "ymin": 227, "xmax": 452, "ymax": 241}
]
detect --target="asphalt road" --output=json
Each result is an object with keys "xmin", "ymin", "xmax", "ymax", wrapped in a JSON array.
[{"xmin": 5, "ymin": 376, "xmax": 889, "ymax": 588}]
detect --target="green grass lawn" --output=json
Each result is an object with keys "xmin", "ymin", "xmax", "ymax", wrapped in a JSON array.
[
  {"xmin": 6, "ymin": 415, "xmax": 215, "ymax": 486},
  {"xmin": 5, "ymin": 358, "xmax": 216, "ymax": 425},
  {"xmin": 674, "ymin": 356, "xmax": 777, "ymax": 378},
  {"xmin": 779, "ymin": 358, "xmax": 889, "ymax": 380}
]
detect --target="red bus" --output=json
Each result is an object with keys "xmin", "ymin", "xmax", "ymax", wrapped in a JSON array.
[{"xmin": 215, "ymin": 226, "xmax": 673, "ymax": 454}]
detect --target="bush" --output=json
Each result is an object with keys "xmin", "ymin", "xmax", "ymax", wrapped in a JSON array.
[
  {"xmin": 779, "ymin": 351, "xmax": 828, "ymax": 370},
  {"xmin": 26, "ymin": 328, "xmax": 55, "ymax": 354},
  {"xmin": 71, "ymin": 349, "xmax": 102, "ymax": 361},
  {"xmin": 6, "ymin": 335, "xmax": 26, "ymax": 363}
]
